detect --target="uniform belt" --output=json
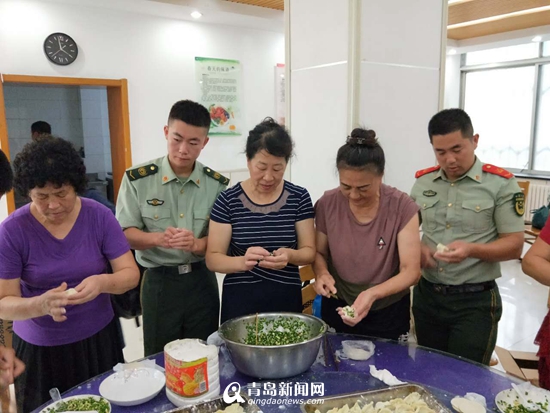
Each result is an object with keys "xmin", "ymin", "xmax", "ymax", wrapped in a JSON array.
[
  {"xmin": 148, "ymin": 261, "xmax": 205, "ymax": 275},
  {"xmin": 425, "ymin": 279, "xmax": 496, "ymax": 295},
  {"xmin": 176, "ymin": 261, "xmax": 204, "ymax": 274}
]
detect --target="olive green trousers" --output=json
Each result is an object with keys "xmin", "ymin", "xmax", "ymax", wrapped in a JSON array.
[
  {"xmin": 141, "ymin": 264, "xmax": 220, "ymax": 356},
  {"xmin": 412, "ymin": 277, "xmax": 502, "ymax": 365}
]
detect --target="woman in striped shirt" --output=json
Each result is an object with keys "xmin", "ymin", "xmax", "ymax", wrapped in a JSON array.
[{"xmin": 206, "ymin": 118, "xmax": 315, "ymax": 322}]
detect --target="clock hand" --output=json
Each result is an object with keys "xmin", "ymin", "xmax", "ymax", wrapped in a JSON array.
[
  {"xmin": 61, "ymin": 49, "xmax": 73, "ymax": 58},
  {"xmin": 51, "ymin": 49, "xmax": 62, "ymax": 57},
  {"xmin": 57, "ymin": 38, "xmax": 63, "ymax": 50}
]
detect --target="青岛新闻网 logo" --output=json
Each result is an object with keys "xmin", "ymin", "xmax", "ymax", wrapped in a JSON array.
[{"xmin": 223, "ymin": 382, "xmax": 246, "ymax": 404}]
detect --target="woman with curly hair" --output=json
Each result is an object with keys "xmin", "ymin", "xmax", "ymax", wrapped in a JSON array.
[{"xmin": 0, "ymin": 137, "xmax": 139, "ymax": 412}]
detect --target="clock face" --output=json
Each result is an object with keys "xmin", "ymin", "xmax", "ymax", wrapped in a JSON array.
[{"xmin": 43, "ymin": 33, "xmax": 78, "ymax": 66}]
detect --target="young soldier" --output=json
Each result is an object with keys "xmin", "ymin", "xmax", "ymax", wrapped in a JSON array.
[
  {"xmin": 411, "ymin": 108, "xmax": 524, "ymax": 365},
  {"xmin": 116, "ymin": 100, "xmax": 228, "ymax": 356}
]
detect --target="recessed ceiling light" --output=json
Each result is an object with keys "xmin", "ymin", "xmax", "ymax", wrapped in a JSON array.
[
  {"xmin": 191, "ymin": 11, "xmax": 202, "ymax": 19},
  {"xmin": 448, "ymin": 49, "xmax": 457, "ymax": 55},
  {"xmin": 532, "ymin": 36, "xmax": 542, "ymax": 42}
]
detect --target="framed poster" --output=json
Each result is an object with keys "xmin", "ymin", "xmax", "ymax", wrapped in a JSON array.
[{"xmin": 195, "ymin": 57, "xmax": 242, "ymax": 136}]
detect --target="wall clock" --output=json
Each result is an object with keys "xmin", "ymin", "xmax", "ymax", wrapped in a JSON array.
[{"xmin": 43, "ymin": 32, "xmax": 78, "ymax": 66}]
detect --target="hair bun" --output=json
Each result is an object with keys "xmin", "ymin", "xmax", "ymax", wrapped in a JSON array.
[{"xmin": 346, "ymin": 128, "xmax": 378, "ymax": 148}]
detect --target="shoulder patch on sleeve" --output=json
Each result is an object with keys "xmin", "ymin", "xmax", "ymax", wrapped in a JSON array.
[
  {"xmin": 482, "ymin": 164, "xmax": 513, "ymax": 179},
  {"xmin": 203, "ymin": 166, "xmax": 230, "ymax": 186},
  {"xmin": 126, "ymin": 164, "xmax": 159, "ymax": 181},
  {"xmin": 415, "ymin": 165, "xmax": 441, "ymax": 179}
]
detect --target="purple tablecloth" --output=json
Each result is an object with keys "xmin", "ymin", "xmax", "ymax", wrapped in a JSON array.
[{"xmin": 34, "ymin": 333, "xmax": 521, "ymax": 412}]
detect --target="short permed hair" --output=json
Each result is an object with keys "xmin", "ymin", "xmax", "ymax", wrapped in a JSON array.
[
  {"xmin": 428, "ymin": 108, "xmax": 474, "ymax": 143},
  {"xmin": 0, "ymin": 149, "xmax": 13, "ymax": 196},
  {"xmin": 168, "ymin": 100, "xmax": 211, "ymax": 129},
  {"xmin": 13, "ymin": 136, "xmax": 87, "ymax": 197},
  {"xmin": 245, "ymin": 117, "xmax": 294, "ymax": 162}
]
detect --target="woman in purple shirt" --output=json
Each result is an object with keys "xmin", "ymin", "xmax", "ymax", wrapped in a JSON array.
[
  {"xmin": 313, "ymin": 128, "xmax": 421, "ymax": 340},
  {"xmin": 0, "ymin": 137, "xmax": 139, "ymax": 412}
]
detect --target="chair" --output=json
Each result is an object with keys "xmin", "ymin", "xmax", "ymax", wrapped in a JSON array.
[{"xmin": 300, "ymin": 265, "xmax": 317, "ymax": 315}]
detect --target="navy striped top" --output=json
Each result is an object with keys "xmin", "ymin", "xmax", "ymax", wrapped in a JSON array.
[{"xmin": 210, "ymin": 181, "xmax": 314, "ymax": 286}]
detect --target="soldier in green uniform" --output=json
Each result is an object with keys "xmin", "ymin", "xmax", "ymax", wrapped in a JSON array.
[
  {"xmin": 116, "ymin": 100, "xmax": 229, "ymax": 356},
  {"xmin": 410, "ymin": 108, "xmax": 524, "ymax": 365}
]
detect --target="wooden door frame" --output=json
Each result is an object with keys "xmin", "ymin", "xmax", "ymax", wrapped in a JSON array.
[{"xmin": 0, "ymin": 74, "xmax": 132, "ymax": 215}]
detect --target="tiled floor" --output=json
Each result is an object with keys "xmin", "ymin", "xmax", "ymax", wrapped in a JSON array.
[{"xmin": 119, "ymin": 256, "xmax": 549, "ymax": 373}]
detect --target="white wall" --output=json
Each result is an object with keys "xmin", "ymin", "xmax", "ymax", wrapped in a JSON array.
[
  {"xmin": 0, "ymin": 0, "xmax": 285, "ymax": 222},
  {"xmin": 288, "ymin": 0, "xmax": 349, "ymax": 203},
  {"xmin": 289, "ymin": 0, "xmax": 443, "ymax": 201},
  {"xmin": 360, "ymin": 0, "xmax": 443, "ymax": 194},
  {"xmin": 444, "ymin": 53, "xmax": 461, "ymax": 109}
]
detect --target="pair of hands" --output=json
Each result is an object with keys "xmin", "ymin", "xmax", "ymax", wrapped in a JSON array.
[
  {"xmin": 421, "ymin": 240, "xmax": 472, "ymax": 268},
  {"xmin": 40, "ymin": 276, "xmax": 106, "ymax": 323},
  {"xmin": 313, "ymin": 273, "xmax": 374, "ymax": 327},
  {"xmin": 0, "ymin": 347, "xmax": 24, "ymax": 390},
  {"xmin": 160, "ymin": 227, "xmax": 197, "ymax": 252},
  {"xmin": 243, "ymin": 247, "xmax": 291, "ymax": 271}
]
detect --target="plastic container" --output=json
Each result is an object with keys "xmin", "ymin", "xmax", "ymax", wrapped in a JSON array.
[{"xmin": 164, "ymin": 339, "xmax": 219, "ymax": 407}]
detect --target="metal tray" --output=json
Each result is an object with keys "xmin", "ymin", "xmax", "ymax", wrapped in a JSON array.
[
  {"xmin": 165, "ymin": 392, "xmax": 261, "ymax": 413},
  {"xmin": 301, "ymin": 384, "xmax": 451, "ymax": 413}
]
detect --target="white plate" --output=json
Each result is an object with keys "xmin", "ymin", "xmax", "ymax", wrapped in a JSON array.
[
  {"xmin": 39, "ymin": 394, "xmax": 111, "ymax": 413},
  {"xmin": 99, "ymin": 367, "xmax": 165, "ymax": 407},
  {"xmin": 496, "ymin": 388, "xmax": 550, "ymax": 413}
]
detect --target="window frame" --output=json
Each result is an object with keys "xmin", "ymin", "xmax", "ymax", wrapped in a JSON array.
[{"xmin": 460, "ymin": 42, "xmax": 550, "ymax": 177}]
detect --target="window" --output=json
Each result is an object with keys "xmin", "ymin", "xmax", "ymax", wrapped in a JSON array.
[
  {"xmin": 465, "ymin": 43, "xmax": 539, "ymax": 66},
  {"xmin": 461, "ymin": 43, "xmax": 550, "ymax": 174},
  {"xmin": 464, "ymin": 67, "xmax": 534, "ymax": 170}
]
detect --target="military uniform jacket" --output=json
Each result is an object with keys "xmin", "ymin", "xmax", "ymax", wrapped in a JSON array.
[
  {"xmin": 116, "ymin": 156, "xmax": 228, "ymax": 268},
  {"xmin": 410, "ymin": 157, "xmax": 524, "ymax": 285}
]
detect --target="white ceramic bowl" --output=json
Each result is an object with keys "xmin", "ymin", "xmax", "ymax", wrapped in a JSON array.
[{"xmin": 99, "ymin": 367, "xmax": 165, "ymax": 407}]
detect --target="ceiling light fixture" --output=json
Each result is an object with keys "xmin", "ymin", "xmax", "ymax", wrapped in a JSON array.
[
  {"xmin": 191, "ymin": 11, "xmax": 202, "ymax": 19},
  {"xmin": 532, "ymin": 36, "xmax": 542, "ymax": 42}
]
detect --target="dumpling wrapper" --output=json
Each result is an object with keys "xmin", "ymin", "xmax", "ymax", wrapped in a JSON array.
[
  {"xmin": 451, "ymin": 397, "xmax": 485, "ymax": 413},
  {"xmin": 436, "ymin": 243, "xmax": 450, "ymax": 253},
  {"xmin": 66, "ymin": 288, "xmax": 78, "ymax": 296},
  {"xmin": 342, "ymin": 306, "xmax": 356, "ymax": 318}
]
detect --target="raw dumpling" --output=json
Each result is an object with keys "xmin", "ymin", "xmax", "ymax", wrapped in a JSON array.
[
  {"xmin": 342, "ymin": 306, "xmax": 356, "ymax": 318},
  {"xmin": 450, "ymin": 397, "xmax": 485, "ymax": 413},
  {"xmin": 436, "ymin": 243, "xmax": 450, "ymax": 253},
  {"xmin": 65, "ymin": 288, "xmax": 78, "ymax": 296}
]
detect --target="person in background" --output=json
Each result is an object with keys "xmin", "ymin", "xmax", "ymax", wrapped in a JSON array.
[
  {"xmin": 0, "ymin": 149, "xmax": 13, "ymax": 199},
  {"xmin": 0, "ymin": 149, "xmax": 25, "ymax": 391},
  {"xmin": 313, "ymin": 129, "xmax": 421, "ymax": 340},
  {"xmin": 206, "ymin": 118, "xmax": 315, "ymax": 322},
  {"xmin": 0, "ymin": 137, "xmax": 139, "ymax": 412},
  {"xmin": 31, "ymin": 120, "xmax": 51, "ymax": 140},
  {"xmin": 521, "ymin": 219, "xmax": 550, "ymax": 390},
  {"xmin": 411, "ymin": 108, "xmax": 524, "ymax": 365},
  {"xmin": 116, "ymin": 100, "xmax": 228, "ymax": 356}
]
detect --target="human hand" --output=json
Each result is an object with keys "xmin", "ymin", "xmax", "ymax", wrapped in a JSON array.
[
  {"xmin": 434, "ymin": 240, "xmax": 472, "ymax": 263},
  {"xmin": 0, "ymin": 347, "xmax": 24, "ymax": 390},
  {"xmin": 168, "ymin": 228, "xmax": 196, "ymax": 252},
  {"xmin": 39, "ymin": 282, "xmax": 69, "ymax": 322},
  {"xmin": 420, "ymin": 243, "xmax": 437, "ymax": 268},
  {"xmin": 243, "ymin": 247, "xmax": 270, "ymax": 271},
  {"xmin": 67, "ymin": 275, "xmax": 106, "ymax": 305},
  {"xmin": 338, "ymin": 290, "xmax": 376, "ymax": 326},
  {"xmin": 313, "ymin": 272, "xmax": 337, "ymax": 297},
  {"xmin": 157, "ymin": 227, "xmax": 178, "ymax": 249},
  {"xmin": 259, "ymin": 248, "xmax": 290, "ymax": 270}
]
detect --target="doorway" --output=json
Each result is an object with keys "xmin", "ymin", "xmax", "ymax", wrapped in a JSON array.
[{"xmin": 0, "ymin": 74, "xmax": 132, "ymax": 214}]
